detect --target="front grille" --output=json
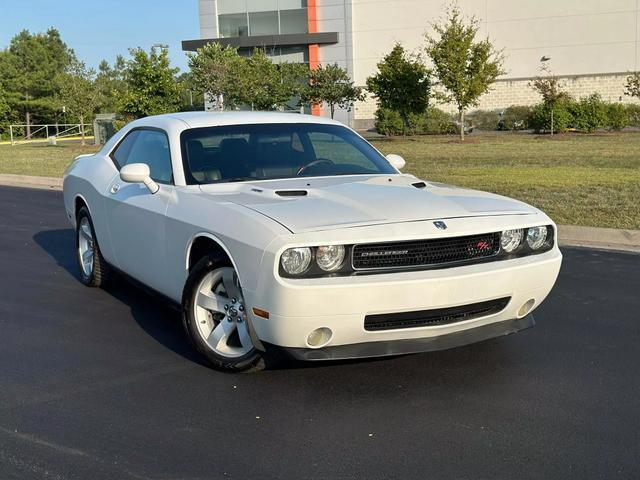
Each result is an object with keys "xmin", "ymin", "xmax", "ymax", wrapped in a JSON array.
[
  {"xmin": 352, "ymin": 232, "xmax": 501, "ymax": 271},
  {"xmin": 364, "ymin": 297, "xmax": 511, "ymax": 331}
]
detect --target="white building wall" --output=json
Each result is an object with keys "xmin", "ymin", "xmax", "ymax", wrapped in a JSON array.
[
  {"xmin": 199, "ymin": 0, "xmax": 218, "ymax": 38},
  {"xmin": 196, "ymin": 0, "xmax": 640, "ymax": 124},
  {"xmin": 315, "ymin": 0, "xmax": 354, "ymax": 125},
  {"xmin": 348, "ymin": 0, "xmax": 640, "ymax": 122}
]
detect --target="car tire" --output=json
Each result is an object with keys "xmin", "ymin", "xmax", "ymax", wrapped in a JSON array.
[
  {"xmin": 182, "ymin": 254, "xmax": 265, "ymax": 372},
  {"xmin": 76, "ymin": 206, "xmax": 110, "ymax": 287}
]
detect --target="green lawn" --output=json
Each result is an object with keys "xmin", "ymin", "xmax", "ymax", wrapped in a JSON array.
[
  {"xmin": 371, "ymin": 133, "xmax": 640, "ymax": 230},
  {"xmin": 1, "ymin": 133, "xmax": 638, "ymax": 229},
  {"xmin": 0, "ymin": 143, "xmax": 99, "ymax": 178}
]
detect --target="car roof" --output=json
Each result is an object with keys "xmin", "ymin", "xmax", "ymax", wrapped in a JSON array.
[{"xmin": 132, "ymin": 111, "xmax": 344, "ymax": 129}]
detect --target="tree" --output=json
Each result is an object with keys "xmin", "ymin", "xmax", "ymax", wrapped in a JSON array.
[
  {"xmin": 301, "ymin": 63, "xmax": 364, "ymax": 118},
  {"xmin": 366, "ymin": 44, "xmax": 431, "ymax": 135},
  {"xmin": 188, "ymin": 43, "xmax": 243, "ymax": 110},
  {"xmin": 238, "ymin": 48, "xmax": 308, "ymax": 111},
  {"xmin": 0, "ymin": 86, "xmax": 10, "ymax": 135},
  {"xmin": 0, "ymin": 28, "xmax": 75, "ymax": 131},
  {"xmin": 624, "ymin": 72, "xmax": 640, "ymax": 99},
  {"xmin": 56, "ymin": 59, "xmax": 101, "ymax": 145},
  {"xmin": 425, "ymin": 7, "xmax": 505, "ymax": 140},
  {"xmin": 530, "ymin": 61, "xmax": 570, "ymax": 135},
  {"xmin": 95, "ymin": 55, "xmax": 126, "ymax": 113},
  {"xmin": 117, "ymin": 47, "xmax": 182, "ymax": 118}
]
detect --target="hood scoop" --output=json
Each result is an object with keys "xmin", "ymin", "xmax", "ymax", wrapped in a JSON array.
[
  {"xmin": 275, "ymin": 190, "xmax": 308, "ymax": 197},
  {"xmin": 412, "ymin": 181, "xmax": 427, "ymax": 189}
]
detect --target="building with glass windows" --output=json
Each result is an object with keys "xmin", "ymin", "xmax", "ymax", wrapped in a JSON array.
[{"xmin": 183, "ymin": 0, "xmax": 640, "ymax": 128}]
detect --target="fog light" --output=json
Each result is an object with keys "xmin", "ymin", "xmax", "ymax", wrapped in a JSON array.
[
  {"xmin": 307, "ymin": 327, "xmax": 332, "ymax": 348},
  {"xmin": 518, "ymin": 299, "xmax": 535, "ymax": 318}
]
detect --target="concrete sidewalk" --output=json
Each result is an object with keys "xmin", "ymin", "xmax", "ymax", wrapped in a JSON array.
[{"xmin": 1, "ymin": 173, "xmax": 638, "ymax": 253}]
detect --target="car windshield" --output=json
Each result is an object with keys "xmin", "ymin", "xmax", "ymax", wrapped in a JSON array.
[{"xmin": 180, "ymin": 123, "xmax": 396, "ymax": 184}]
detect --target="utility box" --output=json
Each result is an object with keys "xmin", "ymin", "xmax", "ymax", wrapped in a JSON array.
[{"xmin": 93, "ymin": 114, "xmax": 118, "ymax": 145}]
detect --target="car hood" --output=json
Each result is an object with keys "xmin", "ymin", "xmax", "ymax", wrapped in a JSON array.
[{"xmin": 198, "ymin": 175, "xmax": 537, "ymax": 233}]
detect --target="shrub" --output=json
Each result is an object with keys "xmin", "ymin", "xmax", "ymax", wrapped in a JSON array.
[
  {"xmin": 468, "ymin": 109, "xmax": 500, "ymax": 131},
  {"xmin": 625, "ymin": 104, "xmax": 640, "ymax": 127},
  {"xmin": 417, "ymin": 107, "xmax": 456, "ymax": 134},
  {"xmin": 375, "ymin": 107, "xmax": 456, "ymax": 135},
  {"xmin": 606, "ymin": 103, "xmax": 629, "ymax": 131},
  {"xmin": 502, "ymin": 105, "xmax": 532, "ymax": 130},
  {"xmin": 570, "ymin": 94, "xmax": 608, "ymax": 133},
  {"xmin": 374, "ymin": 107, "xmax": 407, "ymax": 136},
  {"xmin": 374, "ymin": 107, "xmax": 423, "ymax": 135},
  {"xmin": 529, "ymin": 100, "xmax": 574, "ymax": 133}
]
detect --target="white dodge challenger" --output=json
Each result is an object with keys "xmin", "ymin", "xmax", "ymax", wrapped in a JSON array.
[{"xmin": 63, "ymin": 112, "xmax": 562, "ymax": 372}]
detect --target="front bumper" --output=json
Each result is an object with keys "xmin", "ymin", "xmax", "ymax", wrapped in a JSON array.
[
  {"xmin": 280, "ymin": 314, "xmax": 535, "ymax": 361},
  {"xmin": 244, "ymin": 246, "xmax": 562, "ymax": 356}
]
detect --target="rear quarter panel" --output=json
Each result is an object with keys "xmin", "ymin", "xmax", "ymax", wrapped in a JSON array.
[{"xmin": 63, "ymin": 154, "xmax": 119, "ymax": 264}]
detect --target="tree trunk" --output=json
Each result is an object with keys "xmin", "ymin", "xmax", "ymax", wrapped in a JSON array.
[
  {"xmin": 459, "ymin": 109, "xmax": 465, "ymax": 142},
  {"xmin": 80, "ymin": 114, "xmax": 85, "ymax": 146},
  {"xmin": 25, "ymin": 111, "xmax": 31, "ymax": 138},
  {"xmin": 400, "ymin": 112, "xmax": 410, "ymax": 138},
  {"xmin": 550, "ymin": 107, "xmax": 554, "ymax": 136},
  {"xmin": 330, "ymin": 103, "xmax": 335, "ymax": 119}
]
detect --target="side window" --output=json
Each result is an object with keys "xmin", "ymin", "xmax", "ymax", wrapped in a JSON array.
[
  {"xmin": 111, "ymin": 129, "xmax": 173, "ymax": 184},
  {"xmin": 111, "ymin": 130, "xmax": 140, "ymax": 168}
]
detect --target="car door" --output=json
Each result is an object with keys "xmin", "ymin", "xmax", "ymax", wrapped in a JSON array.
[{"xmin": 105, "ymin": 128, "xmax": 173, "ymax": 293}]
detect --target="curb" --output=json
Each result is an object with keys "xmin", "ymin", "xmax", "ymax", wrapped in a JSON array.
[
  {"xmin": 557, "ymin": 225, "xmax": 640, "ymax": 253},
  {"xmin": 0, "ymin": 174, "xmax": 62, "ymax": 191},
  {"xmin": 0, "ymin": 174, "xmax": 638, "ymax": 253}
]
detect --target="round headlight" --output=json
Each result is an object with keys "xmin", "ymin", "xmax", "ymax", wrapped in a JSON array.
[
  {"xmin": 280, "ymin": 247, "xmax": 312, "ymax": 275},
  {"xmin": 316, "ymin": 245, "xmax": 346, "ymax": 272},
  {"xmin": 526, "ymin": 226, "xmax": 548, "ymax": 250},
  {"xmin": 500, "ymin": 229, "xmax": 524, "ymax": 253}
]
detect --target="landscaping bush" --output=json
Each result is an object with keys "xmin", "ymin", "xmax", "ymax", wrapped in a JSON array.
[
  {"xmin": 418, "ymin": 107, "xmax": 456, "ymax": 134},
  {"xmin": 502, "ymin": 105, "xmax": 532, "ymax": 130},
  {"xmin": 570, "ymin": 94, "xmax": 608, "ymax": 133},
  {"xmin": 606, "ymin": 103, "xmax": 629, "ymax": 131},
  {"xmin": 529, "ymin": 100, "xmax": 574, "ymax": 133},
  {"xmin": 468, "ymin": 109, "xmax": 500, "ymax": 131},
  {"xmin": 375, "ymin": 107, "xmax": 455, "ymax": 135},
  {"xmin": 625, "ymin": 104, "xmax": 640, "ymax": 127},
  {"xmin": 374, "ymin": 107, "xmax": 410, "ymax": 135}
]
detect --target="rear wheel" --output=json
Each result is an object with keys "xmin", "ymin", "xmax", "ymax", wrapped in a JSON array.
[
  {"xmin": 76, "ymin": 206, "xmax": 109, "ymax": 287},
  {"xmin": 182, "ymin": 254, "xmax": 264, "ymax": 372}
]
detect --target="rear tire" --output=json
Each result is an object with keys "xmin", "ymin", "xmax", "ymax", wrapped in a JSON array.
[
  {"xmin": 182, "ymin": 254, "xmax": 265, "ymax": 372},
  {"xmin": 76, "ymin": 206, "xmax": 109, "ymax": 287}
]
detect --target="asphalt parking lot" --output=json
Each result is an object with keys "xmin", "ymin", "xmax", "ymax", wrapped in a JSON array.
[{"xmin": 1, "ymin": 185, "xmax": 639, "ymax": 480}]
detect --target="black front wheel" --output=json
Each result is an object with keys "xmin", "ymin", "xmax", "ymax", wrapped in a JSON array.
[{"xmin": 182, "ymin": 254, "xmax": 265, "ymax": 372}]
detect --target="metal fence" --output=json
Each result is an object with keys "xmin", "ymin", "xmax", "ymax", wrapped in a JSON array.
[{"xmin": 8, "ymin": 123, "xmax": 94, "ymax": 145}]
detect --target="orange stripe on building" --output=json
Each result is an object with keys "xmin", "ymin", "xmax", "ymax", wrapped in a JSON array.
[{"xmin": 308, "ymin": 0, "xmax": 321, "ymax": 115}]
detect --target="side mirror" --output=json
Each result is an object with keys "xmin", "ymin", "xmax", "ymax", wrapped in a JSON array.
[
  {"xmin": 120, "ymin": 163, "xmax": 159, "ymax": 194},
  {"xmin": 386, "ymin": 154, "xmax": 406, "ymax": 171}
]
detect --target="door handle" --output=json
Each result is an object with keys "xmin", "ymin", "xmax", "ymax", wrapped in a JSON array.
[{"xmin": 110, "ymin": 184, "xmax": 120, "ymax": 194}]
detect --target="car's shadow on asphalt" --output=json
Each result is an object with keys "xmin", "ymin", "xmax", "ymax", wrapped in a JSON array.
[
  {"xmin": 33, "ymin": 228, "xmax": 208, "ymax": 368},
  {"xmin": 33, "ymin": 228, "xmax": 515, "ymax": 378}
]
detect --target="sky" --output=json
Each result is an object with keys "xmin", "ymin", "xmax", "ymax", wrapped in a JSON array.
[{"xmin": 0, "ymin": 0, "xmax": 200, "ymax": 71}]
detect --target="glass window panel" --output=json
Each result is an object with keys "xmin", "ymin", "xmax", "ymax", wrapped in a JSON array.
[
  {"xmin": 278, "ymin": 0, "xmax": 307, "ymax": 10},
  {"xmin": 276, "ymin": 46, "xmax": 307, "ymax": 63},
  {"xmin": 219, "ymin": 13, "xmax": 249, "ymax": 37},
  {"xmin": 218, "ymin": 0, "xmax": 247, "ymax": 15},
  {"xmin": 247, "ymin": 0, "xmax": 278, "ymax": 12},
  {"xmin": 249, "ymin": 11, "xmax": 279, "ymax": 36},
  {"xmin": 279, "ymin": 9, "xmax": 308, "ymax": 34}
]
